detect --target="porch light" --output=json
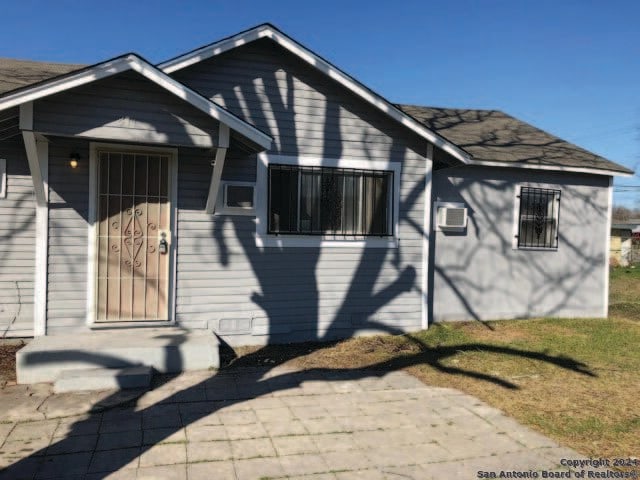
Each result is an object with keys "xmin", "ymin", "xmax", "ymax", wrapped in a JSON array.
[{"xmin": 69, "ymin": 153, "xmax": 80, "ymax": 169}]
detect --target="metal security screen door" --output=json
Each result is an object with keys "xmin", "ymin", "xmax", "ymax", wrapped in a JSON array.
[{"xmin": 96, "ymin": 151, "xmax": 171, "ymax": 322}]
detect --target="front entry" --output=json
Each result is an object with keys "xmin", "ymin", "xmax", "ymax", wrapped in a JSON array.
[{"xmin": 95, "ymin": 150, "xmax": 171, "ymax": 322}]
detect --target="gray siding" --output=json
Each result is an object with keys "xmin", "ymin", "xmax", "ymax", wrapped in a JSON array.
[
  {"xmin": 33, "ymin": 71, "xmax": 220, "ymax": 148},
  {"xmin": 0, "ymin": 136, "xmax": 35, "ymax": 337},
  {"xmin": 431, "ymin": 166, "xmax": 610, "ymax": 321},
  {"xmin": 173, "ymin": 39, "xmax": 428, "ymax": 344},
  {"xmin": 24, "ymin": 38, "xmax": 611, "ymax": 339},
  {"xmin": 46, "ymin": 138, "xmax": 90, "ymax": 334}
]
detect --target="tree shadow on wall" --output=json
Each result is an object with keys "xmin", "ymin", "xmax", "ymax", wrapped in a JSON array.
[{"xmin": 4, "ymin": 42, "xmax": 602, "ymax": 479}]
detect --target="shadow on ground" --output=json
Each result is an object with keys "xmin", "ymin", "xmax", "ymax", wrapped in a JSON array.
[{"xmin": 0, "ymin": 334, "xmax": 595, "ymax": 479}]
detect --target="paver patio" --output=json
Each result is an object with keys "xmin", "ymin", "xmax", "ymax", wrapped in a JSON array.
[{"xmin": 0, "ymin": 367, "xmax": 581, "ymax": 479}]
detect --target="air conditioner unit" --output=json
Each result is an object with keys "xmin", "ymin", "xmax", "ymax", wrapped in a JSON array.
[{"xmin": 435, "ymin": 202, "xmax": 468, "ymax": 230}]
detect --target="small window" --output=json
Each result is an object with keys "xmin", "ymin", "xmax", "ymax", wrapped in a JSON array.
[
  {"xmin": 268, "ymin": 164, "xmax": 393, "ymax": 236},
  {"xmin": 216, "ymin": 181, "xmax": 255, "ymax": 215},
  {"xmin": 516, "ymin": 186, "xmax": 561, "ymax": 249},
  {"xmin": 0, "ymin": 159, "xmax": 5, "ymax": 199}
]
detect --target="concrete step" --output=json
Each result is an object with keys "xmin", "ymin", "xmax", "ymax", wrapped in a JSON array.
[
  {"xmin": 16, "ymin": 328, "xmax": 219, "ymax": 384},
  {"xmin": 53, "ymin": 366, "xmax": 153, "ymax": 393}
]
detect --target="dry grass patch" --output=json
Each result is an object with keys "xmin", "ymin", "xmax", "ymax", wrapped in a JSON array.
[
  {"xmin": 0, "ymin": 340, "xmax": 24, "ymax": 387},
  {"xmin": 405, "ymin": 320, "xmax": 640, "ymax": 459},
  {"xmin": 232, "ymin": 315, "xmax": 640, "ymax": 459}
]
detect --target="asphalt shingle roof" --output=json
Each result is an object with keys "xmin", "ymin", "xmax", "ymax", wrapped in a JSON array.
[
  {"xmin": 0, "ymin": 58, "xmax": 85, "ymax": 95},
  {"xmin": 397, "ymin": 104, "xmax": 632, "ymax": 174},
  {"xmin": 0, "ymin": 57, "xmax": 632, "ymax": 175}
]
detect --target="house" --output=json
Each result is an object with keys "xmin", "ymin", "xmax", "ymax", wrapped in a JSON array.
[
  {"xmin": 0, "ymin": 24, "xmax": 633, "ymax": 380},
  {"xmin": 610, "ymin": 221, "xmax": 640, "ymax": 266}
]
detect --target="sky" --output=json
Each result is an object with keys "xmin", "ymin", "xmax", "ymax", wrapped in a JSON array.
[{"xmin": 1, "ymin": 0, "xmax": 638, "ymax": 207}]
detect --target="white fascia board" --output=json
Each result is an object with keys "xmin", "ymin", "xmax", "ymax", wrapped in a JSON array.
[
  {"xmin": 470, "ymin": 159, "xmax": 634, "ymax": 177},
  {"xmin": 0, "ymin": 55, "xmax": 272, "ymax": 150},
  {"xmin": 159, "ymin": 25, "xmax": 470, "ymax": 164}
]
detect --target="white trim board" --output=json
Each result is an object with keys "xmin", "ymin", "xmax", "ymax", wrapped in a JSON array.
[
  {"xmin": 255, "ymin": 153, "xmax": 401, "ymax": 249},
  {"xmin": 421, "ymin": 144, "xmax": 433, "ymax": 330},
  {"xmin": 205, "ymin": 123, "xmax": 230, "ymax": 214},
  {"xmin": 0, "ymin": 158, "xmax": 6, "ymax": 199},
  {"xmin": 86, "ymin": 142, "xmax": 179, "ymax": 326},
  {"xmin": 159, "ymin": 24, "xmax": 470, "ymax": 165},
  {"xmin": 0, "ymin": 54, "xmax": 271, "ymax": 150},
  {"xmin": 603, "ymin": 176, "xmax": 613, "ymax": 317},
  {"xmin": 469, "ymin": 159, "xmax": 634, "ymax": 178},
  {"xmin": 33, "ymin": 141, "xmax": 48, "ymax": 336}
]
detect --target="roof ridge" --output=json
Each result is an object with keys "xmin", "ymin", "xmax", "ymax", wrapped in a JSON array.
[{"xmin": 158, "ymin": 23, "xmax": 274, "ymax": 69}]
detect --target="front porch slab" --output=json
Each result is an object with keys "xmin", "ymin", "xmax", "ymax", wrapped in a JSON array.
[
  {"xmin": 16, "ymin": 328, "xmax": 219, "ymax": 384},
  {"xmin": 53, "ymin": 366, "xmax": 153, "ymax": 393}
]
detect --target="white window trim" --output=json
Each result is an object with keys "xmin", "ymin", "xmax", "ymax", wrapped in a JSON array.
[
  {"xmin": 215, "ymin": 181, "xmax": 256, "ymax": 216},
  {"xmin": 512, "ymin": 183, "xmax": 561, "ymax": 251},
  {"xmin": 0, "ymin": 159, "xmax": 6, "ymax": 199},
  {"xmin": 255, "ymin": 153, "xmax": 401, "ymax": 248}
]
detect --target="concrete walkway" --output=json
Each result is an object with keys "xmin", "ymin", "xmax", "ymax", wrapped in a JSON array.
[{"xmin": 0, "ymin": 367, "xmax": 580, "ymax": 479}]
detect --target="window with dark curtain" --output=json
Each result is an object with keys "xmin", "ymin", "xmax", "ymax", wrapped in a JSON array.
[
  {"xmin": 517, "ymin": 187, "xmax": 561, "ymax": 249},
  {"xmin": 268, "ymin": 164, "xmax": 393, "ymax": 236}
]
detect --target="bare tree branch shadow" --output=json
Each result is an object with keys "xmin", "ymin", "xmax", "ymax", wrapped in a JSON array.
[
  {"xmin": 1, "ymin": 38, "xmax": 604, "ymax": 479},
  {"xmin": 2, "ymin": 330, "xmax": 597, "ymax": 478}
]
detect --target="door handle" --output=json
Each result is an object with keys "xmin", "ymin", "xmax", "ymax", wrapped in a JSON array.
[{"xmin": 159, "ymin": 232, "xmax": 168, "ymax": 255}]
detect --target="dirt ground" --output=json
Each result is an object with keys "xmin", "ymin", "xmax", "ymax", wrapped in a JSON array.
[{"xmin": 0, "ymin": 340, "xmax": 25, "ymax": 387}]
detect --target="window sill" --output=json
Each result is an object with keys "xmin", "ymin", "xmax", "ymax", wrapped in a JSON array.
[
  {"xmin": 255, "ymin": 234, "xmax": 399, "ymax": 249},
  {"xmin": 214, "ymin": 208, "xmax": 256, "ymax": 216},
  {"xmin": 514, "ymin": 246, "xmax": 559, "ymax": 251}
]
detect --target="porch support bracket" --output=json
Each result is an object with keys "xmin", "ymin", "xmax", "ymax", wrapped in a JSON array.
[
  {"xmin": 19, "ymin": 102, "xmax": 49, "ymax": 336},
  {"xmin": 205, "ymin": 123, "xmax": 230, "ymax": 214}
]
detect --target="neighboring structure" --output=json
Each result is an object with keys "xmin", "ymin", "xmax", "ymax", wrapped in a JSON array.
[
  {"xmin": 0, "ymin": 24, "xmax": 634, "ymax": 346},
  {"xmin": 610, "ymin": 221, "xmax": 640, "ymax": 266}
]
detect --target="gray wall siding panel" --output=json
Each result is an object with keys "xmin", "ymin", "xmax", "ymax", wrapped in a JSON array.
[
  {"xmin": 0, "ymin": 137, "xmax": 36, "ymax": 337},
  {"xmin": 173, "ymin": 40, "xmax": 427, "ymax": 344},
  {"xmin": 172, "ymin": 40, "xmax": 422, "ymax": 159},
  {"xmin": 34, "ymin": 72, "xmax": 220, "ymax": 148},
  {"xmin": 431, "ymin": 166, "xmax": 610, "ymax": 321},
  {"xmin": 46, "ymin": 138, "xmax": 90, "ymax": 332}
]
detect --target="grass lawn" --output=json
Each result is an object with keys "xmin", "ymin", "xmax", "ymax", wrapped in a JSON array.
[{"xmin": 236, "ymin": 267, "xmax": 640, "ymax": 459}]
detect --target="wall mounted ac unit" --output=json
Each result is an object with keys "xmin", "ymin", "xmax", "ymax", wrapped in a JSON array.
[{"xmin": 434, "ymin": 202, "xmax": 468, "ymax": 231}]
